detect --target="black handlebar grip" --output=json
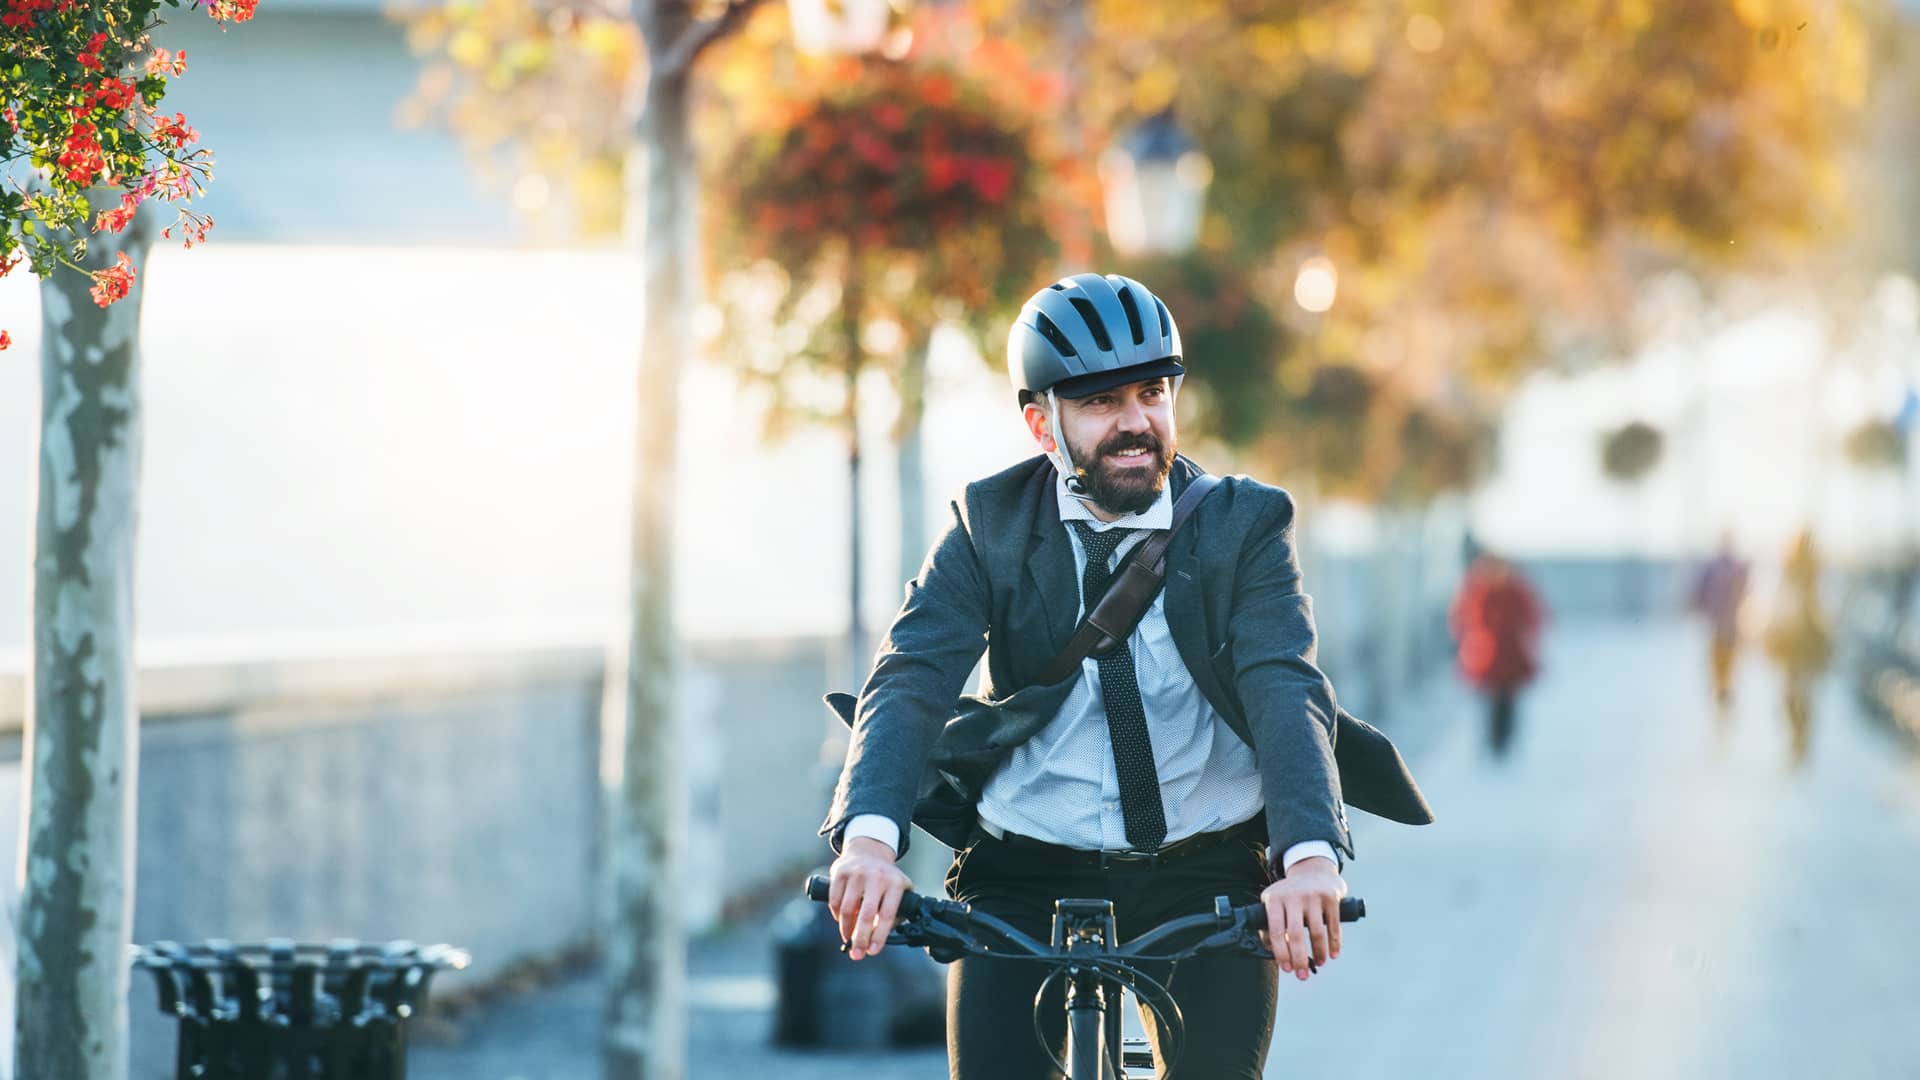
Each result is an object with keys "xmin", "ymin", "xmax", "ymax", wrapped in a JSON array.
[
  {"xmin": 1340, "ymin": 897, "xmax": 1365, "ymax": 922},
  {"xmin": 803, "ymin": 874, "xmax": 925, "ymax": 918}
]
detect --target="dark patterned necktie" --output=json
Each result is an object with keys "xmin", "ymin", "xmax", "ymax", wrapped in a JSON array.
[{"xmin": 1069, "ymin": 521, "xmax": 1168, "ymax": 852}]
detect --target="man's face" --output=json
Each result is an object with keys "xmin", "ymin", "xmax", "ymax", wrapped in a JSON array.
[{"xmin": 1029, "ymin": 378, "xmax": 1178, "ymax": 516}]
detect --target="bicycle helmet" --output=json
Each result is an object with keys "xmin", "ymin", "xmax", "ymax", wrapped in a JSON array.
[
  {"xmin": 1008, "ymin": 272, "xmax": 1184, "ymax": 404},
  {"xmin": 1007, "ymin": 273, "xmax": 1185, "ymax": 494}
]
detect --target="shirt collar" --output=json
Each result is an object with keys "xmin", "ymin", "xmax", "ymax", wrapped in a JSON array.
[{"xmin": 1054, "ymin": 469, "xmax": 1173, "ymax": 532}]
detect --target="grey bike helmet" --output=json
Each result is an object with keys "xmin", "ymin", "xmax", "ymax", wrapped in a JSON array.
[
  {"xmin": 1007, "ymin": 273, "xmax": 1185, "ymax": 497},
  {"xmin": 1007, "ymin": 272, "xmax": 1184, "ymax": 405}
]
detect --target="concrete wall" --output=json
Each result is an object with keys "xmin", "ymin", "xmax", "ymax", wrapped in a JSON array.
[{"xmin": 0, "ymin": 633, "xmax": 844, "ymax": 1075}]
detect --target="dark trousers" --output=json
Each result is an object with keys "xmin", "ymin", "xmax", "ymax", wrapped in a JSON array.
[
  {"xmin": 944, "ymin": 828, "xmax": 1278, "ymax": 1080},
  {"xmin": 1487, "ymin": 690, "xmax": 1518, "ymax": 756}
]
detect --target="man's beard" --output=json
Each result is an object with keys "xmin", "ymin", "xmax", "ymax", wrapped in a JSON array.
[{"xmin": 1068, "ymin": 429, "xmax": 1176, "ymax": 516}]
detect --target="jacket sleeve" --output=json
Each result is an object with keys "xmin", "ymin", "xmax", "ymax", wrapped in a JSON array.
[
  {"xmin": 819, "ymin": 497, "xmax": 991, "ymax": 856},
  {"xmin": 1224, "ymin": 489, "xmax": 1354, "ymax": 860}
]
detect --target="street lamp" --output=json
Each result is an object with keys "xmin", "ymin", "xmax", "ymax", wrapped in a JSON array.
[
  {"xmin": 787, "ymin": 0, "xmax": 895, "ymax": 56},
  {"xmin": 1099, "ymin": 111, "xmax": 1213, "ymax": 257},
  {"xmin": 1294, "ymin": 255, "xmax": 1338, "ymax": 313}
]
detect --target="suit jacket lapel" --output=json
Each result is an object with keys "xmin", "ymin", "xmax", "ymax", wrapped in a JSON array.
[
  {"xmin": 1162, "ymin": 464, "xmax": 1250, "ymax": 741},
  {"xmin": 1023, "ymin": 476, "xmax": 1078, "ymax": 661}
]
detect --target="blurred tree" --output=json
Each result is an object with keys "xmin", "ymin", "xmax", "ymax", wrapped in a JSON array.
[
  {"xmin": 400, "ymin": 0, "xmax": 639, "ymax": 240},
  {"xmin": 407, "ymin": 2, "xmax": 767, "ymax": 1078},
  {"xmin": 977, "ymin": 0, "xmax": 1872, "ymax": 492},
  {"xmin": 1846, "ymin": 417, "xmax": 1907, "ymax": 469},
  {"xmin": 3, "ymin": 8, "xmax": 253, "ymax": 1077},
  {"xmin": 701, "ymin": 40, "xmax": 1077, "ymax": 668},
  {"xmin": 1602, "ymin": 420, "xmax": 1666, "ymax": 484}
]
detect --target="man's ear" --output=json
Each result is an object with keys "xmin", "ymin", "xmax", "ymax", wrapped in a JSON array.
[{"xmin": 1022, "ymin": 402, "xmax": 1057, "ymax": 453}]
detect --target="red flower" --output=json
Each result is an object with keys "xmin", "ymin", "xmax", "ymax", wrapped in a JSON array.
[
  {"xmin": 919, "ymin": 74, "xmax": 954, "ymax": 108},
  {"xmin": 849, "ymin": 129, "xmax": 899, "ymax": 172},
  {"xmin": 208, "ymin": 0, "xmax": 257, "ymax": 21},
  {"xmin": 152, "ymin": 112, "xmax": 198, "ymax": 148},
  {"xmin": 91, "ymin": 78, "xmax": 140, "ymax": 112},
  {"xmin": 95, "ymin": 206, "xmax": 136, "ymax": 233},
  {"xmin": 925, "ymin": 152, "xmax": 959, "ymax": 194},
  {"xmin": 94, "ymin": 193, "xmax": 142, "ymax": 234},
  {"xmin": 2, "ymin": 0, "xmax": 55, "ymax": 28},
  {"xmin": 76, "ymin": 31, "xmax": 109, "ymax": 71},
  {"xmin": 146, "ymin": 48, "xmax": 188, "ymax": 77},
  {"xmin": 58, "ymin": 121, "xmax": 107, "ymax": 185},
  {"xmin": 0, "ymin": 330, "xmax": 10, "ymax": 351},
  {"xmin": 872, "ymin": 103, "xmax": 907, "ymax": 132},
  {"xmin": 89, "ymin": 252, "xmax": 136, "ymax": 307},
  {"xmin": 969, "ymin": 158, "xmax": 1015, "ymax": 204}
]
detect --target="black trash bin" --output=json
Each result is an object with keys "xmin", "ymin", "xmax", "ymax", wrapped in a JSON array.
[
  {"xmin": 771, "ymin": 890, "xmax": 945, "ymax": 1050},
  {"xmin": 132, "ymin": 938, "xmax": 469, "ymax": 1080}
]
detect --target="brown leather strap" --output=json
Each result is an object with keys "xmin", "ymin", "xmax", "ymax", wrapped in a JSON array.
[{"xmin": 1035, "ymin": 474, "xmax": 1221, "ymax": 686}]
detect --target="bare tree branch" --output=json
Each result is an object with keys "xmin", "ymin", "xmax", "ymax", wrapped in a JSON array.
[{"xmin": 657, "ymin": 0, "xmax": 768, "ymax": 79}]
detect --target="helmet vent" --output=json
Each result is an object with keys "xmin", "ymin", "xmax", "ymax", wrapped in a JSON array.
[
  {"xmin": 1117, "ymin": 287, "xmax": 1146, "ymax": 346},
  {"xmin": 1034, "ymin": 313, "xmax": 1078, "ymax": 357},
  {"xmin": 1154, "ymin": 299, "xmax": 1172, "ymax": 339},
  {"xmin": 1068, "ymin": 298, "xmax": 1114, "ymax": 352}
]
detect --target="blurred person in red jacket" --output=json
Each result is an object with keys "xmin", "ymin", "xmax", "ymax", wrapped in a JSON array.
[{"xmin": 1449, "ymin": 553, "xmax": 1547, "ymax": 758}]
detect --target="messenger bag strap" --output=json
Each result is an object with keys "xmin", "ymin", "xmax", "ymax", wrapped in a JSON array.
[{"xmin": 1033, "ymin": 474, "xmax": 1221, "ymax": 686}]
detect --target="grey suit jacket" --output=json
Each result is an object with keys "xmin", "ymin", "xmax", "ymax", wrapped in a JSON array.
[{"xmin": 820, "ymin": 454, "xmax": 1432, "ymax": 857}]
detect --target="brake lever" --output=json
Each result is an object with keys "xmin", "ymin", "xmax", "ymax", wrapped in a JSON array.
[
  {"xmin": 1227, "ymin": 909, "xmax": 1322, "ymax": 974},
  {"xmin": 841, "ymin": 908, "xmax": 975, "ymax": 964}
]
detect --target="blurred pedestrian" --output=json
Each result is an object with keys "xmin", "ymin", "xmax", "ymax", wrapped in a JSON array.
[
  {"xmin": 1688, "ymin": 534, "xmax": 1750, "ymax": 716},
  {"xmin": 1763, "ymin": 527, "xmax": 1831, "ymax": 766},
  {"xmin": 1449, "ymin": 553, "xmax": 1546, "ymax": 758}
]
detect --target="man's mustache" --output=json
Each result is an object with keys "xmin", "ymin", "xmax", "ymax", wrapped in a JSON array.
[{"xmin": 1096, "ymin": 434, "xmax": 1165, "ymax": 460}]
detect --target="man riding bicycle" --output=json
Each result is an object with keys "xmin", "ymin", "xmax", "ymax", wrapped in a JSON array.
[{"xmin": 823, "ymin": 273, "xmax": 1431, "ymax": 1078}]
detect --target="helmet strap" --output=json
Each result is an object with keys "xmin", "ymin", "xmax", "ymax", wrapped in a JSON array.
[{"xmin": 1047, "ymin": 388, "xmax": 1100, "ymax": 504}]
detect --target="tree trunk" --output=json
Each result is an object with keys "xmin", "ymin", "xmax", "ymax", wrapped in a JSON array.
[
  {"xmin": 843, "ymin": 270, "xmax": 866, "ymax": 689},
  {"xmin": 601, "ymin": 43, "xmax": 694, "ymax": 1080},
  {"xmin": 895, "ymin": 337, "xmax": 928, "ymax": 591},
  {"xmin": 17, "ymin": 201, "xmax": 156, "ymax": 1080}
]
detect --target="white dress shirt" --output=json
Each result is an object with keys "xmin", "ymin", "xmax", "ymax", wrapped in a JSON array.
[{"xmin": 849, "ymin": 474, "xmax": 1337, "ymax": 873}]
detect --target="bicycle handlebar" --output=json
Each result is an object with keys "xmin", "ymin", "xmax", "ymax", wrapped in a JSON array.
[
  {"xmin": 804, "ymin": 874, "xmax": 1364, "ymax": 943},
  {"xmin": 806, "ymin": 872, "xmax": 1366, "ymax": 1077}
]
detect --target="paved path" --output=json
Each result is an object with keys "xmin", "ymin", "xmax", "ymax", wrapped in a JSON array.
[
  {"xmin": 413, "ymin": 617, "xmax": 1920, "ymax": 1078},
  {"xmin": 1272, "ymin": 619, "xmax": 1920, "ymax": 1080}
]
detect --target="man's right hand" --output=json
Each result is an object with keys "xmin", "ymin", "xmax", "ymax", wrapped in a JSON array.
[{"xmin": 827, "ymin": 836, "xmax": 912, "ymax": 961}]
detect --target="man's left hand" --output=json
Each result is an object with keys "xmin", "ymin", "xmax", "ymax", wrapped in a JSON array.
[{"xmin": 1259, "ymin": 855, "xmax": 1346, "ymax": 981}]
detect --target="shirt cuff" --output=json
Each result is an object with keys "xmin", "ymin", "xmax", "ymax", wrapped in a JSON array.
[
  {"xmin": 844, "ymin": 814, "xmax": 901, "ymax": 858},
  {"xmin": 1279, "ymin": 840, "xmax": 1338, "ymax": 873}
]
